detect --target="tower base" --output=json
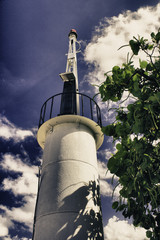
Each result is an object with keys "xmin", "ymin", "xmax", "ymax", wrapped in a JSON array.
[{"xmin": 33, "ymin": 116, "xmax": 104, "ymax": 240}]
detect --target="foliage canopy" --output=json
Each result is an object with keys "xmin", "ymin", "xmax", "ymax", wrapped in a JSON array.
[{"xmin": 99, "ymin": 30, "xmax": 160, "ymax": 240}]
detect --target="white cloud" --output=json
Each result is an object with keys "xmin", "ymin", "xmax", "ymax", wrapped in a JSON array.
[
  {"xmin": 1, "ymin": 153, "xmax": 37, "ymax": 174},
  {"xmin": 98, "ymin": 160, "xmax": 113, "ymax": 180},
  {"xmin": 2, "ymin": 174, "xmax": 37, "ymax": 196},
  {"xmin": 2, "ymin": 237, "xmax": 12, "ymax": 240},
  {"xmin": 0, "ymin": 195, "xmax": 36, "ymax": 230},
  {"xmin": 0, "ymin": 153, "xmax": 39, "ymax": 237},
  {"xmin": 104, "ymin": 216, "xmax": 147, "ymax": 240},
  {"xmin": 98, "ymin": 160, "xmax": 121, "ymax": 198},
  {"xmin": 0, "ymin": 115, "xmax": 34, "ymax": 141},
  {"xmin": 84, "ymin": 3, "xmax": 160, "ymax": 86},
  {"xmin": 100, "ymin": 179, "xmax": 114, "ymax": 197},
  {"xmin": 0, "ymin": 216, "xmax": 13, "ymax": 237},
  {"xmin": 0, "ymin": 154, "xmax": 38, "ymax": 196},
  {"xmin": 0, "ymin": 196, "xmax": 36, "ymax": 237}
]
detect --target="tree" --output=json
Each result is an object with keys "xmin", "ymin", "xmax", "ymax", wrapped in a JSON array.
[{"xmin": 99, "ymin": 30, "xmax": 160, "ymax": 240}]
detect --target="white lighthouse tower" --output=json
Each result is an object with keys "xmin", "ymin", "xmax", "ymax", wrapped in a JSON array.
[{"xmin": 33, "ymin": 29, "xmax": 104, "ymax": 240}]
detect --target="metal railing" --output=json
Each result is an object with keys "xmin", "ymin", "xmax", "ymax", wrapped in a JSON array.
[{"xmin": 38, "ymin": 92, "xmax": 102, "ymax": 128}]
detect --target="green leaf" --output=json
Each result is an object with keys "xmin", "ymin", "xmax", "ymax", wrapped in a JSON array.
[
  {"xmin": 112, "ymin": 201, "xmax": 119, "ymax": 209},
  {"xmin": 134, "ymin": 81, "xmax": 140, "ymax": 91},
  {"xmin": 155, "ymin": 32, "xmax": 160, "ymax": 43},
  {"xmin": 139, "ymin": 60, "xmax": 148, "ymax": 69},
  {"xmin": 151, "ymin": 32, "xmax": 155, "ymax": 39},
  {"xmin": 102, "ymin": 125, "xmax": 115, "ymax": 136},
  {"xmin": 116, "ymin": 143, "xmax": 122, "ymax": 151},
  {"xmin": 146, "ymin": 230, "xmax": 152, "ymax": 238},
  {"xmin": 146, "ymin": 63, "xmax": 153, "ymax": 71},
  {"xmin": 129, "ymin": 40, "xmax": 140, "ymax": 55},
  {"xmin": 127, "ymin": 104, "xmax": 134, "ymax": 111},
  {"xmin": 147, "ymin": 44, "xmax": 154, "ymax": 50},
  {"xmin": 112, "ymin": 66, "xmax": 120, "ymax": 73},
  {"xmin": 155, "ymin": 92, "xmax": 160, "ymax": 104},
  {"xmin": 132, "ymin": 120, "xmax": 144, "ymax": 133},
  {"xmin": 119, "ymin": 188, "xmax": 128, "ymax": 198},
  {"xmin": 111, "ymin": 96, "xmax": 120, "ymax": 102},
  {"xmin": 115, "ymin": 123, "xmax": 123, "ymax": 136},
  {"xmin": 107, "ymin": 157, "xmax": 120, "ymax": 173},
  {"xmin": 148, "ymin": 95, "xmax": 157, "ymax": 103},
  {"xmin": 117, "ymin": 204, "xmax": 126, "ymax": 211}
]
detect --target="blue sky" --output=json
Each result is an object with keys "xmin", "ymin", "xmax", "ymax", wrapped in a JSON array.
[{"xmin": 0, "ymin": 0, "xmax": 160, "ymax": 239}]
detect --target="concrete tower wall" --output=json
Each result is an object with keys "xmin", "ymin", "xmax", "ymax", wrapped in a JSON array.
[{"xmin": 34, "ymin": 117, "xmax": 104, "ymax": 240}]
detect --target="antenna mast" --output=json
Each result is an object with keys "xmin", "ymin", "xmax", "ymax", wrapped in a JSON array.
[
  {"xmin": 66, "ymin": 29, "xmax": 79, "ymax": 90},
  {"xmin": 59, "ymin": 29, "xmax": 80, "ymax": 114}
]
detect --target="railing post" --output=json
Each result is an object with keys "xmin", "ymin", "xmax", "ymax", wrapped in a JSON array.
[
  {"xmin": 81, "ymin": 95, "xmax": 84, "ymax": 116},
  {"xmin": 90, "ymin": 99, "xmax": 93, "ymax": 120},
  {"xmin": 39, "ymin": 107, "xmax": 43, "ymax": 128},
  {"xmin": 42, "ymin": 103, "xmax": 47, "ymax": 124},
  {"xmin": 50, "ymin": 97, "xmax": 54, "ymax": 119}
]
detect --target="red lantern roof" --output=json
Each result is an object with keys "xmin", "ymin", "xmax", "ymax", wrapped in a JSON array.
[{"xmin": 69, "ymin": 29, "xmax": 77, "ymax": 38}]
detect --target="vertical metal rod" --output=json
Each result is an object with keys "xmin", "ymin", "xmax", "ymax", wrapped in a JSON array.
[
  {"xmin": 99, "ymin": 108, "xmax": 102, "ymax": 127},
  {"xmin": 39, "ymin": 107, "xmax": 43, "ymax": 128},
  {"xmin": 90, "ymin": 99, "xmax": 93, "ymax": 120},
  {"xmin": 81, "ymin": 95, "xmax": 84, "ymax": 116},
  {"xmin": 74, "ymin": 92, "xmax": 77, "ymax": 114},
  {"xmin": 60, "ymin": 93, "xmax": 63, "ymax": 115},
  {"xmin": 96, "ymin": 105, "xmax": 99, "ymax": 125},
  {"xmin": 72, "ymin": 92, "xmax": 74, "ymax": 114},
  {"xmin": 66, "ymin": 30, "xmax": 80, "ymax": 115},
  {"xmin": 50, "ymin": 97, "xmax": 54, "ymax": 119},
  {"xmin": 43, "ymin": 103, "xmax": 47, "ymax": 123}
]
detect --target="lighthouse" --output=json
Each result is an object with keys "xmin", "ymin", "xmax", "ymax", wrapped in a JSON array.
[{"xmin": 33, "ymin": 29, "xmax": 104, "ymax": 240}]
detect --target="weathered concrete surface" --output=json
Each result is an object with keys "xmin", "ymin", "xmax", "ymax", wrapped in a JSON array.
[{"xmin": 34, "ymin": 117, "xmax": 104, "ymax": 240}]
